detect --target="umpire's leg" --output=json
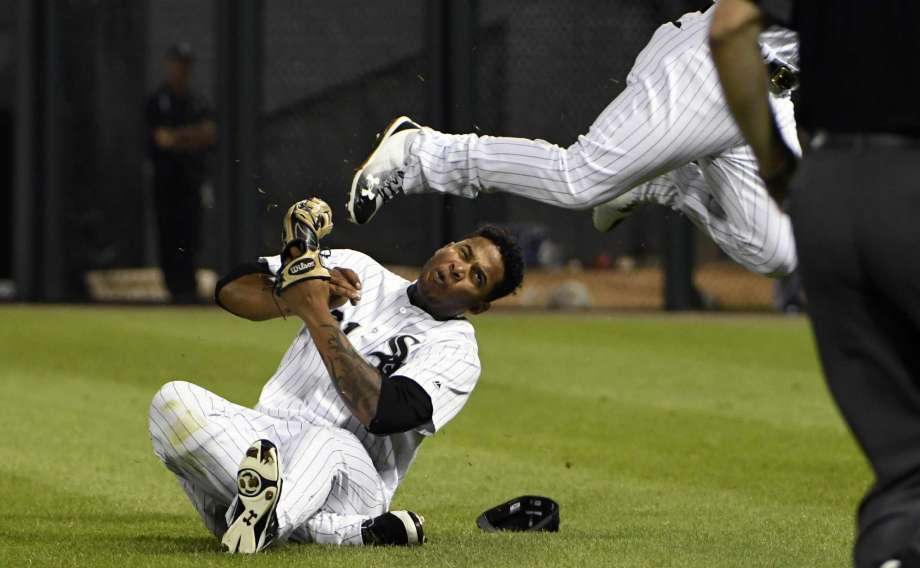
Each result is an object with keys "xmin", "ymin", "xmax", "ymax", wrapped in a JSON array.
[
  {"xmin": 791, "ymin": 143, "xmax": 920, "ymax": 568},
  {"xmin": 153, "ymin": 173, "xmax": 200, "ymax": 303}
]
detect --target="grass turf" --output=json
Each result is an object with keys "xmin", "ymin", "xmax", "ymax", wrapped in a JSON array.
[{"xmin": 0, "ymin": 306, "xmax": 868, "ymax": 567}]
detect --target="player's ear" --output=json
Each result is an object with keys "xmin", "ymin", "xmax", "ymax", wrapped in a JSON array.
[{"xmin": 468, "ymin": 301, "xmax": 491, "ymax": 315}]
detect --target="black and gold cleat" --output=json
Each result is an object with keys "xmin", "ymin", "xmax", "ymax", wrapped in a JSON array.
[
  {"xmin": 347, "ymin": 116, "xmax": 421, "ymax": 225},
  {"xmin": 361, "ymin": 510, "xmax": 426, "ymax": 546},
  {"xmin": 221, "ymin": 439, "xmax": 283, "ymax": 554}
]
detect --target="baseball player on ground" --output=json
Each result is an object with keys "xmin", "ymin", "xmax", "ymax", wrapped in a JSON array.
[
  {"xmin": 346, "ymin": 3, "xmax": 800, "ymax": 277},
  {"xmin": 148, "ymin": 198, "xmax": 524, "ymax": 552}
]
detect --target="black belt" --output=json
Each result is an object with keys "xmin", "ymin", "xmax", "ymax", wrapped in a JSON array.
[
  {"xmin": 767, "ymin": 61, "xmax": 799, "ymax": 95},
  {"xmin": 812, "ymin": 131, "xmax": 920, "ymax": 150}
]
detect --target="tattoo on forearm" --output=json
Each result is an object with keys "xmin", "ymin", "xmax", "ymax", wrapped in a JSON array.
[{"xmin": 315, "ymin": 323, "xmax": 381, "ymax": 422}]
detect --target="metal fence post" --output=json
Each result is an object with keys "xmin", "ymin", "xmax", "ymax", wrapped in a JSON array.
[
  {"xmin": 442, "ymin": 0, "xmax": 477, "ymax": 241},
  {"xmin": 664, "ymin": 215, "xmax": 697, "ymax": 311},
  {"xmin": 216, "ymin": 0, "xmax": 263, "ymax": 275},
  {"xmin": 12, "ymin": 0, "xmax": 42, "ymax": 300}
]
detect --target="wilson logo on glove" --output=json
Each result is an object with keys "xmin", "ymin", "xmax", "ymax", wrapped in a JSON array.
[{"xmin": 288, "ymin": 259, "xmax": 316, "ymax": 275}]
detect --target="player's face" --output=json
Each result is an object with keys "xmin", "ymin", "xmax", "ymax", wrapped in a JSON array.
[{"xmin": 416, "ymin": 236, "xmax": 505, "ymax": 315}]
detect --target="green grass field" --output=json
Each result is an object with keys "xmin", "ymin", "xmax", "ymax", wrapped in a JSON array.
[{"xmin": 0, "ymin": 306, "xmax": 868, "ymax": 567}]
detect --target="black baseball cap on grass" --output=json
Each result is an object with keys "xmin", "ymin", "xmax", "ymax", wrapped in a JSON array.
[{"xmin": 476, "ymin": 495, "xmax": 560, "ymax": 533}]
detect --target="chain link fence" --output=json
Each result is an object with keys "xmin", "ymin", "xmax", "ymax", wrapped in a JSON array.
[{"xmin": 7, "ymin": 0, "xmax": 786, "ymax": 309}]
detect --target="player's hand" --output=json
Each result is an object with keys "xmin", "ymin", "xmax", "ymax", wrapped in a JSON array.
[
  {"xmin": 758, "ymin": 140, "xmax": 799, "ymax": 205},
  {"xmin": 329, "ymin": 267, "xmax": 362, "ymax": 308},
  {"xmin": 154, "ymin": 128, "xmax": 177, "ymax": 149},
  {"xmin": 275, "ymin": 243, "xmax": 331, "ymax": 299},
  {"xmin": 279, "ymin": 276, "xmax": 330, "ymax": 312}
]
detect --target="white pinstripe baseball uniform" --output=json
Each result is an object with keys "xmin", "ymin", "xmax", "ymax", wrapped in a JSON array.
[
  {"xmin": 149, "ymin": 249, "xmax": 480, "ymax": 546},
  {"xmin": 399, "ymin": 5, "xmax": 801, "ymax": 276}
]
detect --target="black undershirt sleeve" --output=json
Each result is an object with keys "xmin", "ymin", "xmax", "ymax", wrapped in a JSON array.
[
  {"xmin": 368, "ymin": 376, "xmax": 434, "ymax": 435},
  {"xmin": 214, "ymin": 261, "xmax": 273, "ymax": 311}
]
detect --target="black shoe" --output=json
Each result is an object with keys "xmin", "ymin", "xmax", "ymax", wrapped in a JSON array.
[
  {"xmin": 221, "ymin": 440, "xmax": 283, "ymax": 554},
  {"xmin": 361, "ymin": 511, "xmax": 426, "ymax": 546},
  {"xmin": 347, "ymin": 116, "xmax": 421, "ymax": 224}
]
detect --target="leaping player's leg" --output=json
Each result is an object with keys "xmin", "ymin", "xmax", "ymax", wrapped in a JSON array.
[
  {"xmin": 694, "ymin": 156, "xmax": 796, "ymax": 276},
  {"xmin": 593, "ymin": 93, "xmax": 800, "ymax": 277},
  {"xmin": 347, "ymin": 7, "xmax": 742, "ymax": 224},
  {"xmin": 690, "ymin": 94, "xmax": 800, "ymax": 277},
  {"xmin": 593, "ymin": 157, "xmax": 796, "ymax": 277}
]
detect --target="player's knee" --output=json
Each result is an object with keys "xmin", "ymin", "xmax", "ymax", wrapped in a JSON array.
[
  {"xmin": 150, "ymin": 380, "xmax": 194, "ymax": 417},
  {"xmin": 751, "ymin": 252, "xmax": 797, "ymax": 278},
  {"xmin": 775, "ymin": 255, "xmax": 797, "ymax": 278},
  {"xmin": 148, "ymin": 380, "xmax": 200, "ymax": 452}
]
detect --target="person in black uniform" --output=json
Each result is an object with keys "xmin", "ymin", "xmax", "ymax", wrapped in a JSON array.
[
  {"xmin": 710, "ymin": 1, "xmax": 920, "ymax": 567},
  {"xmin": 146, "ymin": 43, "xmax": 215, "ymax": 304}
]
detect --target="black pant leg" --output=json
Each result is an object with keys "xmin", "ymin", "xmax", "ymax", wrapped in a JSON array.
[
  {"xmin": 154, "ymin": 172, "xmax": 202, "ymax": 302},
  {"xmin": 791, "ymin": 145, "xmax": 920, "ymax": 568}
]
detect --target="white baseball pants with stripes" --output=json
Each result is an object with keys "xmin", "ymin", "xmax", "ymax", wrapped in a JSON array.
[
  {"xmin": 402, "ymin": 8, "xmax": 800, "ymax": 276},
  {"xmin": 148, "ymin": 380, "xmax": 387, "ymax": 546}
]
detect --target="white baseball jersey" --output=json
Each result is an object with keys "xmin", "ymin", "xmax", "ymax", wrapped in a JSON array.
[
  {"xmin": 400, "ymin": 4, "xmax": 801, "ymax": 277},
  {"xmin": 256, "ymin": 248, "xmax": 481, "ymax": 501},
  {"xmin": 148, "ymin": 249, "xmax": 482, "ymax": 546}
]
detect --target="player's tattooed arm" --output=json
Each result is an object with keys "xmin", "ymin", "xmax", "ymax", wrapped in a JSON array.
[
  {"xmin": 284, "ymin": 281, "xmax": 381, "ymax": 426},
  {"xmin": 312, "ymin": 322, "xmax": 382, "ymax": 426}
]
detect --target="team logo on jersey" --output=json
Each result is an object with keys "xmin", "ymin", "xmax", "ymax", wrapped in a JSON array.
[{"xmin": 370, "ymin": 335, "xmax": 419, "ymax": 377}]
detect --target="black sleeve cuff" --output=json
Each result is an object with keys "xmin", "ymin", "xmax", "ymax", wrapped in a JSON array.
[
  {"xmin": 214, "ymin": 261, "xmax": 273, "ymax": 310},
  {"xmin": 367, "ymin": 376, "xmax": 434, "ymax": 435}
]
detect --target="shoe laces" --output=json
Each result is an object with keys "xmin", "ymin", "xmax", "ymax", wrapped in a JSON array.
[{"xmin": 377, "ymin": 170, "xmax": 405, "ymax": 201}]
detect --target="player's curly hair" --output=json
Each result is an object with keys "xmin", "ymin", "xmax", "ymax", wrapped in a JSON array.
[{"xmin": 468, "ymin": 224, "xmax": 525, "ymax": 302}]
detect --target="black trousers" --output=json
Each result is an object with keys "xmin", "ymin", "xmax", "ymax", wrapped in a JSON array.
[
  {"xmin": 790, "ymin": 141, "xmax": 920, "ymax": 568},
  {"xmin": 154, "ymin": 171, "xmax": 202, "ymax": 302}
]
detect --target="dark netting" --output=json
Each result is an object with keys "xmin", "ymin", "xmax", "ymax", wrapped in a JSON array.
[
  {"xmin": 258, "ymin": 0, "xmax": 436, "ymax": 265},
  {"xmin": 467, "ymin": 1, "xmax": 668, "ymax": 268},
  {"xmin": 145, "ymin": 0, "xmax": 218, "ymax": 269},
  {"xmin": 0, "ymin": 0, "xmax": 13, "ymax": 282},
  {"xmin": 465, "ymin": 0, "xmax": 720, "ymax": 269},
  {"xmin": 50, "ymin": 0, "xmax": 149, "ymax": 294},
  {"xmin": 22, "ymin": 0, "xmax": 775, "ymax": 307},
  {"xmin": 37, "ymin": 0, "xmax": 217, "ymax": 297},
  {"xmin": 254, "ymin": 0, "xmax": 719, "ymax": 267}
]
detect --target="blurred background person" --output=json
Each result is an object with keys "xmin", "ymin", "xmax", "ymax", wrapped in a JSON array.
[{"xmin": 146, "ymin": 42, "xmax": 215, "ymax": 304}]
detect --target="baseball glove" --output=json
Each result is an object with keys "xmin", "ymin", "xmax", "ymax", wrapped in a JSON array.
[
  {"xmin": 282, "ymin": 197, "xmax": 333, "ymax": 245},
  {"xmin": 276, "ymin": 197, "xmax": 333, "ymax": 294}
]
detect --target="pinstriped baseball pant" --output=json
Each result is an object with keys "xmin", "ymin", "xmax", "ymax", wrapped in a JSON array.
[
  {"xmin": 148, "ymin": 380, "xmax": 387, "ymax": 546},
  {"xmin": 402, "ymin": 8, "xmax": 800, "ymax": 276}
]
